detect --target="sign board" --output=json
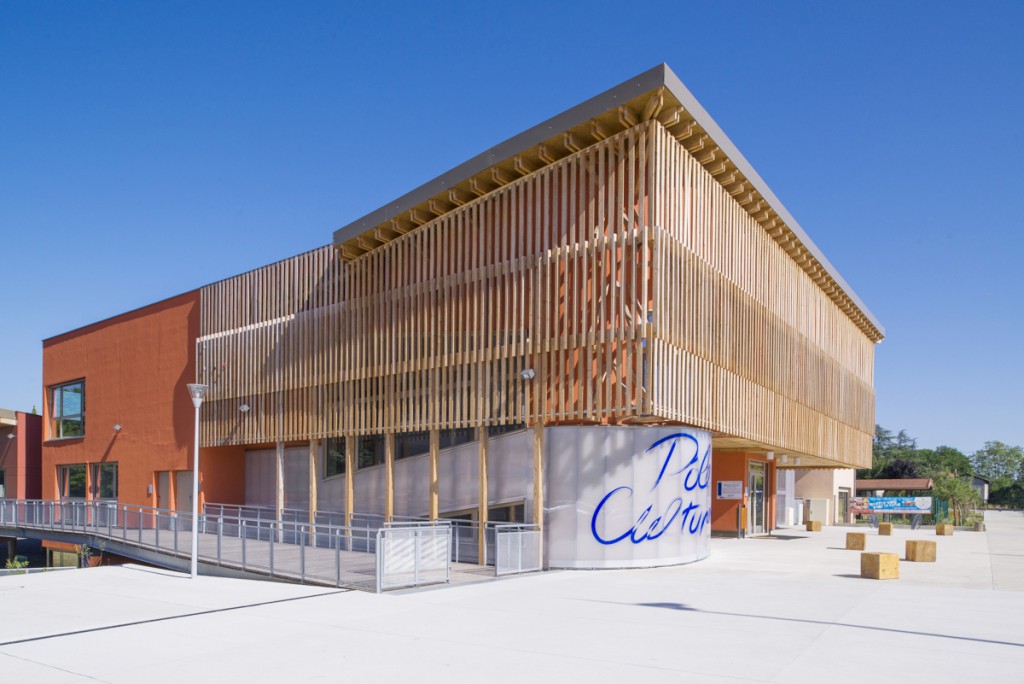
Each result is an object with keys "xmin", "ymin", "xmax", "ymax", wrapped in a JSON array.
[
  {"xmin": 717, "ymin": 480, "xmax": 743, "ymax": 500},
  {"xmin": 850, "ymin": 496, "xmax": 932, "ymax": 514}
]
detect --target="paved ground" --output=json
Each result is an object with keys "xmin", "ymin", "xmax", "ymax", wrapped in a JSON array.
[{"xmin": 1, "ymin": 511, "xmax": 1022, "ymax": 682}]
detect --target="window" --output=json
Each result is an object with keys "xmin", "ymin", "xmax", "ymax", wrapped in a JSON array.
[
  {"xmin": 357, "ymin": 434, "xmax": 386, "ymax": 469},
  {"xmin": 438, "ymin": 427, "xmax": 475, "ymax": 451},
  {"xmin": 91, "ymin": 462, "xmax": 118, "ymax": 500},
  {"xmin": 395, "ymin": 430, "xmax": 430, "ymax": 460},
  {"xmin": 50, "ymin": 380, "xmax": 85, "ymax": 439},
  {"xmin": 0, "ymin": 470, "xmax": 5, "ymax": 498},
  {"xmin": 58, "ymin": 464, "xmax": 87, "ymax": 499},
  {"xmin": 488, "ymin": 422, "xmax": 526, "ymax": 438},
  {"xmin": 324, "ymin": 438, "xmax": 346, "ymax": 478}
]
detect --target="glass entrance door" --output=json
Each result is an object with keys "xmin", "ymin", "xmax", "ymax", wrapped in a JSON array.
[
  {"xmin": 748, "ymin": 461, "xmax": 766, "ymax": 535},
  {"xmin": 837, "ymin": 488, "xmax": 851, "ymax": 524}
]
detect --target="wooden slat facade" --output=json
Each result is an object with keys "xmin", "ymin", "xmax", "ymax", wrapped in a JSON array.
[{"xmin": 197, "ymin": 119, "xmax": 875, "ymax": 468}]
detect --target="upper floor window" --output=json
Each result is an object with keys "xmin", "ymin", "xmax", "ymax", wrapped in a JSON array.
[{"xmin": 50, "ymin": 380, "xmax": 85, "ymax": 439}]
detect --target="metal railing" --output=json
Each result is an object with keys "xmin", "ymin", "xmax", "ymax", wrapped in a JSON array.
[
  {"xmin": 0, "ymin": 499, "xmax": 452, "ymax": 592},
  {"xmin": 494, "ymin": 524, "xmax": 542, "ymax": 576}
]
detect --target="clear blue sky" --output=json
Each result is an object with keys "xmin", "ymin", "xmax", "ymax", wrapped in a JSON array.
[{"xmin": 1, "ymin": 2, "xmax": 1021, "ymax": 455}]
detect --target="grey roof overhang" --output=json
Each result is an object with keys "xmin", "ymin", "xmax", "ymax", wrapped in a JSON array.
[{"xmin": 332, "ymin": 63, "xmax": 885, "ymax": 340}]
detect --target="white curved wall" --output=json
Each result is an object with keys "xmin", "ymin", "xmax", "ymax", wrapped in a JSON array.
[{"xmin": 545, "ymin": 426, "xmax": 712, "ymax": 569}]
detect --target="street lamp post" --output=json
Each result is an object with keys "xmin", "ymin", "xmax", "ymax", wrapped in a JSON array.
[{"xmin": 186, "ymin": 383, "xmax": 208, "ymax": 579}]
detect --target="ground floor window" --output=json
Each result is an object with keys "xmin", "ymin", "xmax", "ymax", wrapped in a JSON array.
[
  {"xmin": 487, "ymin": 422, "xmax": 526, "ymax": 438},
  {"xmin": 58, "ymin": 464, "xmax": 87, "ymax": 499},
  {"xmin": 324, "ymin": 438, "xmax": 346, "ymax": 478},
  {"xmin": 357, "ymin": 434, "xmax": 386, "ymax": 469},
  {"xmin": 91, "ymin": 462, "xmax": 118, "ymax": 500},
  {"xmin": 395, "ymin": 430, "xmax": 430, "ymax": 460},
  {"xmin": 438, "ymin": 427, "xmax": 475, "ymax": 450}
]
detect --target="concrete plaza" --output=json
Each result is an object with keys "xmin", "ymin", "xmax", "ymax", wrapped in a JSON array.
[{"xmin": 2, "ymin": 511, "xmax": 1022, "ymax": 682}]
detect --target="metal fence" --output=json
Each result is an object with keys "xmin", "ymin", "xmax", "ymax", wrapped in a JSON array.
[
  {"xmin": 204, "ymin": 504, "xmax": 535, "ymax": 570},
  {"xmin": 494, "ymin": 525, "xmax": 542, "ymax": 576},
  {"xmin": 376, "ymin": 525, "xmax": 451, "ymax": 591},
  {"xmin": 0, "ymin": 499, "xmax": 452, "ymax": 592}
]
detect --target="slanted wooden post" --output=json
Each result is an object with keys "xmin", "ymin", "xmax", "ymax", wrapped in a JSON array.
[
  {"xmin": 344, "ymin": 435, "xmax": 356, "ymax": 531},
  {"xmin": 384, "ymin": 433, "xmax": 395, "ymax": 521},
  {"xmin": 429, "ymin": 429, "xmax": 439, "ymax": 520},
  {"xmin": 308, "ymin": 439, "xmax": 319, "ymax": 539},
  {"xmin": 478, "ymin": 426, "xmax": 489, "ymax": 564},
  {"xmin": 275, "ymin": 442, "xmax": 285, "ymax": 542}
]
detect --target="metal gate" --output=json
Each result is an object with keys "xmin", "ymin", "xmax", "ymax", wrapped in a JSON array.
[
  {"xmin": 494, "ymin": 525, "xmax": 541, "ymax": 576},
  {"xmin": 375, "ymin": 524, "xmax": 451, "ymax": 592}
]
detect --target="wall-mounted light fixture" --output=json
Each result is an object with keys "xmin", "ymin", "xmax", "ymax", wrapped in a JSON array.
[
  {"xmin": 239, "ymin": 404, "xmax": 251, "ymax": 413},
  {"xmin": 766, "ymin": 451, "xmax": 775, "ymax": 461},
  {"xmin": 780, "ymin": 454, "xmax": 788, "ymax": 464},
  {"xmin": 113, "ymin": 424, "xmax": 122, "ymax": 432},
  {"xmin": 521, "ymin": 368, "xmax": 536, "ymax": 381},
  {"xmin": 794, "ymin": 456, "xmax": 802, "ymax": 466}
]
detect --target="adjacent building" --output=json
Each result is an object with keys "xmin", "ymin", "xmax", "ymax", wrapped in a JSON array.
[{"xmin": 40, "ymin": 64, "xmax": 884, "ymax": 569}]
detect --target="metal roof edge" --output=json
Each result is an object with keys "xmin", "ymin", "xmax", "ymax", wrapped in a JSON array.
[
  {"xmin": 332, "ymin": 63, "xmax": 885, "ymax": 337},
  {"xmin": 658, "ymin": 65, "xmax": 885, "ymax": 337}
]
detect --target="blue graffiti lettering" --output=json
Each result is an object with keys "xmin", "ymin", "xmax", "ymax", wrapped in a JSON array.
[{"xmin": 591, "ymin": 432, "xmax": 711, "ymax": 545}]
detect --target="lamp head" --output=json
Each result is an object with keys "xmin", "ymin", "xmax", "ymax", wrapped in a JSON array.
[{"xmin": 187, "ymin": 383, "xmax": 209, "ymax": 409}]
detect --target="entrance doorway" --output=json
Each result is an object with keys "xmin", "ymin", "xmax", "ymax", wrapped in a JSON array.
[
  {"xmin": 748, "ymin": 461, "xmax": 766, "ymax": 535},
  {"xmin": 837, "ymin": 488, "xmax": 851, "ymax": 524}
]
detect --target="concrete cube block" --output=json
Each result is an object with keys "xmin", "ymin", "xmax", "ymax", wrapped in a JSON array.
[
  {"xmin": 936, "ymin": 524, "xmax": 954, "ymax": 536},
  {"xmin": 861, "ymin": 552, "xmax": 899, "ymax": 580},
  {"xmin": 846, "ymin": 532, "xmax": 867, "ymax": 550},
  {"xmin": 877, "ymin": 522, "xmax": 893, "ymax": 535},
  {"xmin": 906, "ymin": 540, "xmax": 937, "ymax": 562},
  {"xmin": 805, "ymin": 521, "xmax": 822, "ymax": 532}
]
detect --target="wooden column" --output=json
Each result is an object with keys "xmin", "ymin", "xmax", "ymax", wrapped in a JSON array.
[
  {"xmin": 384, "ymin": 433, "xmax": 395, "ymax": 521},
  {"xmin": 533, "ymin": 420, "xmax": 544, "ymax": 563},
  {"xmin": 275, "ymin": 442, "xmax": 285, "ymax": 519},
  {"xmin": 275, "ymin": 442, "xmax": 285, "ymax": 542},
  {"xmin": 429, "ymin": 429, "xmax": 439, "ymax": 519},
  {"xmin": 344, "ymin": 435, "xmax": 355, "ymax": 531},
  {"xmin": 477, "ymin": 426, "xmax": 489, "ymax": 564},
  {"xmin": 308, "ymin": 439, "xmax": 319, "ymax": 528}
]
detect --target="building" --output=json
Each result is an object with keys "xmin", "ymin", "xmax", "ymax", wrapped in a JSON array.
[
  {"xmin": 39, "ymin": 64, "xmax": 884, "ymax": 569},
  {"xmin": 789, "ymin": 468, "xmax": 856, "ymax": 525},
  {"xmin": 0, "ymin": 408, "xmax": 41, "ymax": 501}
]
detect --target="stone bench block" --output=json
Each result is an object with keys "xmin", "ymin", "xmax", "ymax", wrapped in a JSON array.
[
  {"xmin": 846, "ymin": 532, "xmax": 867, "ymax": 550},
  {"xmin": 936, "ymin": 524, "xmax": 954, "ymax": 536},
  {"xmin": 805, "ymin": 521, "xmax": 822, "ymax": 532},
  {"xmin": 877, "ymin": 522, "xmax": 893, "ymax": 535},
  {"xmin": 906, "ymin": 540, "xmax": 937, "ymax": 562},
  {"xmin": 861, "ymin": 552, "xmax": 899, "ymax": 580}
]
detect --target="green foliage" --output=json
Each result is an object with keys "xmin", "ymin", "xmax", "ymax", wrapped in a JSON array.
[
  {"xmin": 932, "ymin": 474, "xmax": 980, "ymax": 525},
  {"xmin": 4, "ymin": 557, "xmax": 29, "ymax": 573},
  {"xmin": 971, "ymin": 441, "xmax": 1024, "ymax": 481},
  {"xmin": 866, "ymin": 426, "xmax": 1023, "ymax": 510}
]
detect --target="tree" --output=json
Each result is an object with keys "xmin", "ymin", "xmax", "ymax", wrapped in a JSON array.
[
  {"xmin": 915, "ymin": 446, "xmax": 971, "ymax": 479},
  {"xmin": 971, "ymin": 441, "xmax": 1024, "ymax": 480},
  {"xmin": 878, "ymin": 458, "xmax": 919, "ymax": 480},
  {"xmin": 932, "ymin": 474, "xmax": 980, "ymax": 525}
]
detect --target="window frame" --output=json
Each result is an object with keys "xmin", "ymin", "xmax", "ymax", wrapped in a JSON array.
[
  {"xmin": 58, "ymin": 463, "xmax": 88, "ymax": 500},
  {"xmin": 49, "ymin": 379, "xmax": 86, "ymax": 440},
  {"xmin": 91, "ymin": 462, "xmax": 119, "ymax": 500},
  {"xmin": 323, "ymin": 437, "xmax": 347, "ymax": 479}
]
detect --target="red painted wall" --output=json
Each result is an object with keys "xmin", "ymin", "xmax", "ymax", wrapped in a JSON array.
[
  {"xmin": 41, "ymin": 291, "xmax": 242, "ymax": 510},
  {"xmin": 711, "ymin": 451, "xmax": 776, "ymax": 533}
]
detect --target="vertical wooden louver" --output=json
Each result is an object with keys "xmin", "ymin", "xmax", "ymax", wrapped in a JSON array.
[{"xmin": 198, "ymin": 119, "xmax": 874, "ymax": 468}]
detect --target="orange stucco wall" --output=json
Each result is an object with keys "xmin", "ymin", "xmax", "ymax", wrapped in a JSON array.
[
  {"xmin": 711, "ymin": 451, "xmax": 776, "ymax": 533},
  {"xmin": 41, "ymin": 291, "xmax": 244, "ymax": 510}
]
